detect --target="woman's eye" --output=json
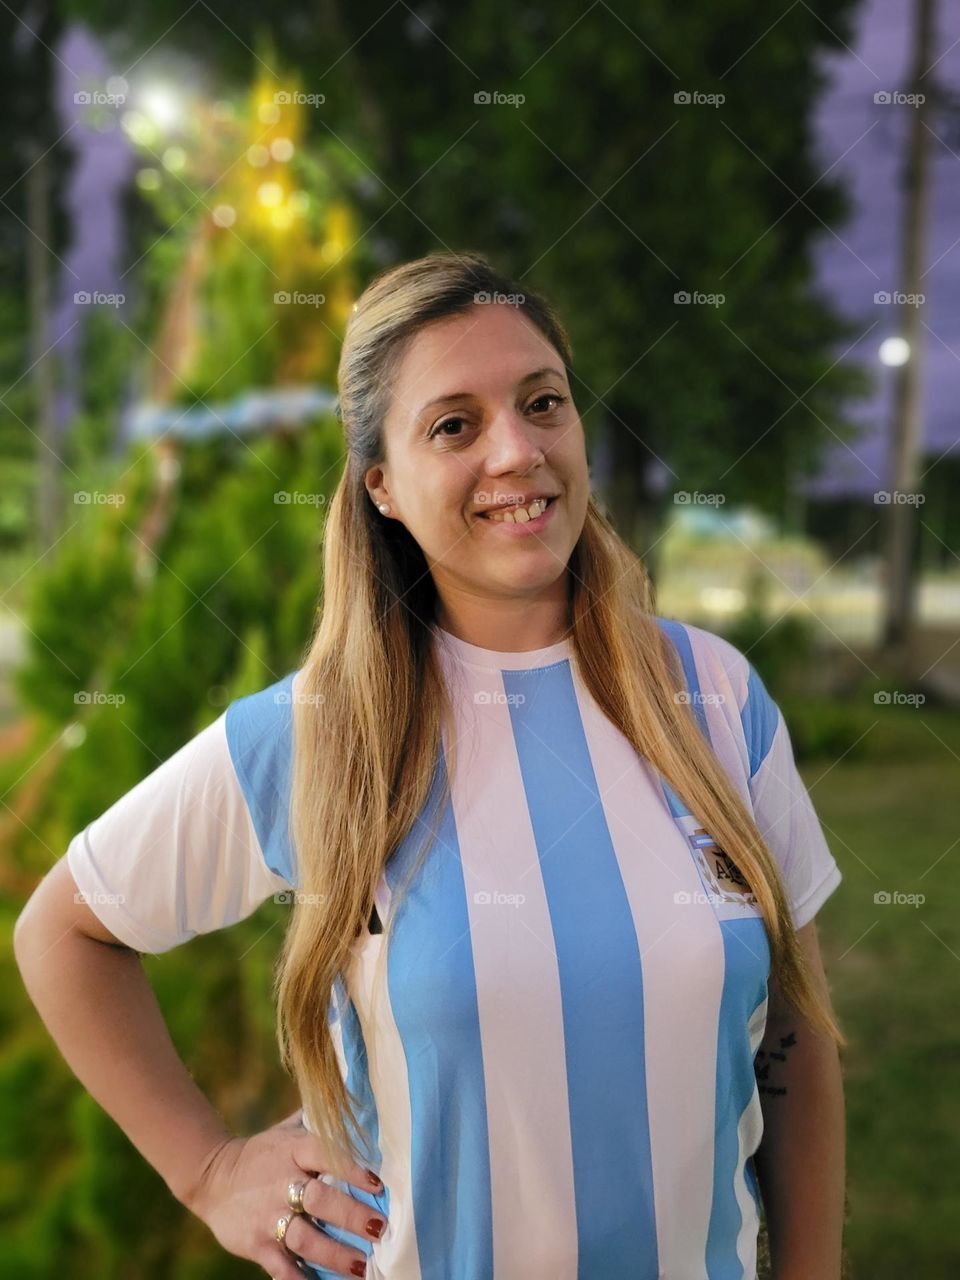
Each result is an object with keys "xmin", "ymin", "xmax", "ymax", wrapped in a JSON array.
[
  {"xmin": 531, "ymin": 393, "xmax": 567, "ymax": 413},
  {"xmin": 429, "ymin": 394, "xmax": 567, "ymax": 440},
  {"xmin": 430, "ymin": 417, "xmax": 467, "ymax": 439}
]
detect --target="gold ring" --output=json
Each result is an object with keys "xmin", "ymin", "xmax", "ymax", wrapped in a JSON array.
[
  {"xmin": 275, "ymin": 1212, "xmax": 293, "ymax": 1244},
  {"xmin": 286, "ymin": 1179, "xmax": 309, "ymax": 1214}
]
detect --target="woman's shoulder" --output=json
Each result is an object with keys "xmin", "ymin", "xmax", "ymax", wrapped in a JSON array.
[
  {"xmin": 650, "ymin": 614, "xmax": 752, "ymax": 703},
  {"xmin": 222, "ymin": 667, "xmax": 304, "ymax": 883}
]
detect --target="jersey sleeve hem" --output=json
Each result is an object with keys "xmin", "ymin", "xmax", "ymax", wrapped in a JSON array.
[
  {"xmin": 66, "ymin": 829, "xmax": 184, "ymax": 954},
  {"xmin": 789, "ymin": 860, "xmax": 842, "ymax": 931}
]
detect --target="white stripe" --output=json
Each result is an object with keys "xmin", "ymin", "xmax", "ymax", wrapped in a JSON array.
[
  {"xmin": 577, "ymin": 679, "xmax": 727, "ymax": 1279},
  {"xmin": 444, "ymin": 658, "xmax": 580, "ymax": 1277},
  {"xmin": 344, "ymin": 923, "xmax": 421, "ymax": 1279},
  {"xmin": 734, "ymin": 997, "xmax": 768, "ymax": 1277}
]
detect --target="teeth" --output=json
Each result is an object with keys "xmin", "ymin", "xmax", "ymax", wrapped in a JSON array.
[{"xmin": 486, "ymin": 497, "xmax": 549, "ymax": 524}]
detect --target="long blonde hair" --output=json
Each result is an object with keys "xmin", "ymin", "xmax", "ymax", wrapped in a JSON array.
[{"xmin": 275, "ymin": 250, "xmax": 845, "ymax": 1174}]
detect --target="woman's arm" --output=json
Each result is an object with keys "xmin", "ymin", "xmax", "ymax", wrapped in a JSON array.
[
  {"xmin": 13, "ymin": 855, "xmax": 235, "ymax": 1209},
  {"xmin": 752, "ymin": 919, "xmax": 846, "ymax": 1280}
]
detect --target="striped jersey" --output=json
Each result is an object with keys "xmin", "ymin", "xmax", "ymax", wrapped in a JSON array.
[{"xmin": 66, "ymin": 617, "xmax": 843, "ymax": 1279}]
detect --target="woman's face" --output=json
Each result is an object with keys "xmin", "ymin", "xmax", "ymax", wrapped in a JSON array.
[{"xmin": 367, "ymin": 303, "xmax": 590, "ymax": 608}]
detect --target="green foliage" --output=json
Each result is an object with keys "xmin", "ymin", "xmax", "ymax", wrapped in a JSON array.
[{"xmin": 6, "ymin": 418, "xmax": 337, "ymax": 1276}]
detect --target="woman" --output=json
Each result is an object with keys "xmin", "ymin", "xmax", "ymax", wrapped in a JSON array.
[{"xmin": 15, "ymin": 251, "xmax": 846, "ymax": 1280}]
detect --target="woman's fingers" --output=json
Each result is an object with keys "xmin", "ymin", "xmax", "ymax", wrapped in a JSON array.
[
  {"xmin": 295, "ymin": 1178, "xmax": 386, "ymax": 1246},
  {"xmin": 292, "ymin": 1132, "xmax": 383, "ymax": 1195},
  {"xmin": 263, "ymin": 1245, "xmax": 310, "ymax": 1280},
  {"xmin": 277, "ymin": 1214, "xmax": 371, "ymax": 1277}
]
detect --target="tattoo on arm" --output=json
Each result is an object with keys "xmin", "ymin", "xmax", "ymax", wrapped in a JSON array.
[{"xmin": 756, "ymin": 1029, "xmax": 797, "ymax": 1097}]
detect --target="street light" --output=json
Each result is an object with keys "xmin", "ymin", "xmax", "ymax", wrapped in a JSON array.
[{"xmin": 879, "ymin": 336, "xmax": 911, "ymax": 367}]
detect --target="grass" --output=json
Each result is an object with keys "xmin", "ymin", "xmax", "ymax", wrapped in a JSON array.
[{"xmin": 797, "ymin": 705, "xmax": 960, "ymax": 1276}]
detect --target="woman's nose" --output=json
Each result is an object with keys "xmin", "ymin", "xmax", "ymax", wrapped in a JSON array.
[{"xmin": 481, "ymin": 413, "xmax": 545, "ymax": 470}]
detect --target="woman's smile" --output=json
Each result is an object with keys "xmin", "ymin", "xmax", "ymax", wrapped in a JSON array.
[{"xmin": 474, "ymin": 494, "xmax": 560, "ymax": 536}]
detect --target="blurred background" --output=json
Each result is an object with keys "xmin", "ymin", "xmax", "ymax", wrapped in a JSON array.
[{"xmin": 1, "ymin": 0, "xmax": 957, "ymax": 1275}]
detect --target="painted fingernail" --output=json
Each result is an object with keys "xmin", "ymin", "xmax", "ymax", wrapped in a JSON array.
[
  {"xmin": 350, "ymin": 1262, "xmax": 367, "ymax": 1277},
  {"xmin": 366, "ymin": 1217, "xmax": 385, "ymax": 1239},
  {"xmin": 366, "ymin": 1169, "xmax": 383, "ymax": 1190}
]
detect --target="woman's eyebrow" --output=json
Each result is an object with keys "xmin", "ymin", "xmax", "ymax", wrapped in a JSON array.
[{"xmin": 415, "ymin": 366, "xmax": 566, "ymax": 418}]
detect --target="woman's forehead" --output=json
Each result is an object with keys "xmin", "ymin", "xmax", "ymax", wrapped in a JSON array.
[{"xmin": 392, "ymin": 308, "xmax": 561, "ymax": 409}]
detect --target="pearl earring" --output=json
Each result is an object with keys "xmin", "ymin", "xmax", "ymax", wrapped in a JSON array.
[{"xmin": 378, "ymin": 503, "xmax": 391, "ymax": 515}]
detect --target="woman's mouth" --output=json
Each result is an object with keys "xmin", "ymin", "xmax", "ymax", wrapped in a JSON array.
[{"xmin": 476, "ymin": 495, "xmax": 559, "ymax": 535}]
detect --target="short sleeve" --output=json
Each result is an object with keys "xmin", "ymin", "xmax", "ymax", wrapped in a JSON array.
[
  {"xmin": 741, "ymin": 663, "xmax": 842, "ymax": 929},
  {"xmin": 65, "ymin": 711, "xmax": 292, "ymax": 954}
]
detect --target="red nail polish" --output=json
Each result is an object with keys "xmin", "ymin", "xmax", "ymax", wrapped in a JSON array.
[
  {"xmin": 366, "ymin": 1169, "xmax": 383, "ymax": 1190},
  {"xmin": 350, "ymin": 1262, "xmax": 367, "ymax": 1277},
  {"xmin": 366, "ymin": 1217, "xmax": 385, "ymax": 1240}
]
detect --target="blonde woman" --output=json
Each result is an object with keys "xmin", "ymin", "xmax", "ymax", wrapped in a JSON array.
[{"xmin": 15, "ymin": 252, "xmax": 846, "ymax": 1280}]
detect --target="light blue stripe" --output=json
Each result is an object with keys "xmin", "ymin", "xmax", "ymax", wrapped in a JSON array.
[
  {"xmin": 381, "ymin": 753, "xmax": 495, "ymax": 1278},
  {"xmin": 652, "ymin": 618, "xmax": 707, "ymax": 817},
  {"xmin": 654, "ymin": 616, "xmax": 710, "ymax": 740},
  {"xmin": 224, "ymin": 671, "xmax": 297, "ymax": 881},
  {"xmin": 305, "ymin": 1000, "xmax": 390, "ymax": 1274},
  {"xmin": 741, "ymin": 663, "xmax": 779, "ymax": 780},
  {"xmin": 226, "ymin": 673, "xmax": 389, "ymax": 1279},
  {"xmin": 504, "ymin": 662, "xmax": 659, "ymax": 1277},
  {"xmin": 705, "ymin": 917, "xmax": 771, "ymax": 1278}
]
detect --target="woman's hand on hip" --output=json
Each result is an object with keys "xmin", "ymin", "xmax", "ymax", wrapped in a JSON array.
[{"xmin": 185, "ymin": 1111, "xmax": 387, "ymax": 1279}]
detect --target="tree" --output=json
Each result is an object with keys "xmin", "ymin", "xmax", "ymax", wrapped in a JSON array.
[{"xmin": 66, "ymin": 0, "xmax": 871, "ymax": 560}]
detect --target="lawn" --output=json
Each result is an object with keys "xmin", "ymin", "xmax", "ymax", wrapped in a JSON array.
[{"xmin": 798, "ymin": 705, "xmax": 960, "ymax": 1277}]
